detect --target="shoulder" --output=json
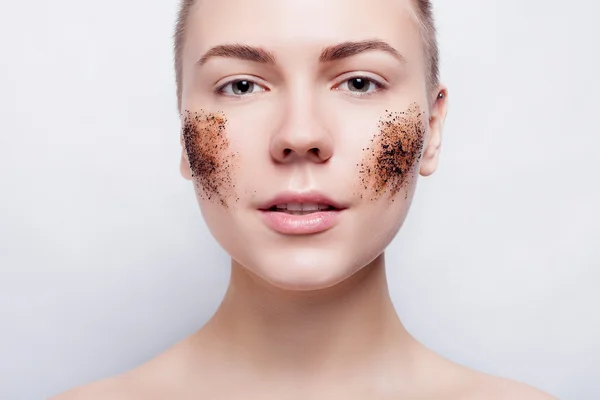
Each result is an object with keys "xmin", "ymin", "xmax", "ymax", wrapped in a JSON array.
[
  {"xmin": 419, "ymin": 348, "xmax": 556, "ymax": 400},
  {"xmin": 49, "ymin": 362, "xmax": 180, "ymax": 400},
  {"xmin": 49, "ymin": 375, "xmax": 134, "ymax": 400},
  {"xmin": 465, "ymin": 374, "xmax": 556, "ymax": 400},
  {"xmin": 50, "ymin": 340, "xmax": 195, "ymax": 399}
]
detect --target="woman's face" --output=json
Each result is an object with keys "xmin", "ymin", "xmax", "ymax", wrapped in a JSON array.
[{"xmin": 179, "ymin": 0, "xmax": 446, "ymax": 290}]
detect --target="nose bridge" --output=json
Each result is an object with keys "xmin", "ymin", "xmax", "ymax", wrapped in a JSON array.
[
  {"xmin": 283, "ymin": 83, "xmax": 319, "ymax": 146},
  {"xmin": 271, "ymin": 80, "xmax": 333, "ymax": 162}
]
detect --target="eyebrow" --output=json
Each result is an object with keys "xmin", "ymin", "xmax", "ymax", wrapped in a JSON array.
[
  {"xmin": 319, "ymin": 40, "xmax": 405, "ymax": 64},
  {"xmin": 197, "ymin": 44, "xmax": 276, "ymax": 65},
  {"xmin": 196, "ymin": 40, "xmax": 405, "ymax": 66}
]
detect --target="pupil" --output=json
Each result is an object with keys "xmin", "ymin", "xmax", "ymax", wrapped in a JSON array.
[
  {"xmin": 350, "ymin": 78, "xmax": 369, "ymax": 92},
  {"xmin": 234, "ymin": 80, "xmax": 253, "ymax": 94}
]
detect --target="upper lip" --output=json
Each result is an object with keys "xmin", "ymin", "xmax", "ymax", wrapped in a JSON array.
[{"xmin": 258, "ymin": 191, "xmax": 348, "ymax": 211}]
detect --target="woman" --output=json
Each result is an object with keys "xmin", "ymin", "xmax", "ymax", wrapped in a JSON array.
[{"xmin": 55, "ymin": 0, "xmax": 555, "ymax": 398}]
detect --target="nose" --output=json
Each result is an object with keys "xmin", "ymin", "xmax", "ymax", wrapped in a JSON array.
[{"xmin": 269, "ymin": 90, "xmax": 334, "ymax": 164}]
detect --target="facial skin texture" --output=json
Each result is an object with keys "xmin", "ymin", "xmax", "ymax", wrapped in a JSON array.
[
  {"xmin": 358, "ymin": 103, "xmax": 426, "ymax": 201},
  {"xmin": 178, "ymin": 0, "xmax": 444, "ymax": 291},
  {"xmin": 181, "ymin": 110, "xmax": 239, "ymax": 207}
]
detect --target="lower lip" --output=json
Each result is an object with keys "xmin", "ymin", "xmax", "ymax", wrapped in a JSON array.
[{"xmin": 259, "ymin": 210, "xmax": 343, "ymax": 235}]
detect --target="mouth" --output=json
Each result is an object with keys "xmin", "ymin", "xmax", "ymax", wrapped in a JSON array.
[
  {"xmin": 265, "ymin": 203, "xmax": 339, "ymax": 215},
  {"xmin": 258, "ymin": 192, "xmax": 347, "ymax": 235}
]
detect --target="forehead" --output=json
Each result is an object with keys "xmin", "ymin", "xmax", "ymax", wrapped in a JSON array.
[{"xmin": 185, "ymin": 0, "xmax": 422, "ymax": 62}]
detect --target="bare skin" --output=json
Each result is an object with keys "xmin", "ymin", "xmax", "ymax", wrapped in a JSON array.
[
  {"xmin": 53, "ymin": 0, "xmax": 556, "ymax": 398},
  {"xmin": 53, "ymin": 258, "xmax": 554, "ymax": 399}
]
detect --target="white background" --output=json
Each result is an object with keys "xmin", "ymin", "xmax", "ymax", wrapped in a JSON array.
[{"xmin": 1, "ymin": 0, "xmax": 598, "ymax": 399}]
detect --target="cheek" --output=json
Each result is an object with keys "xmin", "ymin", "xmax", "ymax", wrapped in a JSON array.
[
  {"xmin": 356, "ymin": 102, "xmax": 426, "ymax": 201},
  {"xmin": 223, "ymin": 118, "xmax": 270, "ymax": 199},
  {"xmin": 181, "ymin": 110, "xmax": 240, "ymax": 208}
]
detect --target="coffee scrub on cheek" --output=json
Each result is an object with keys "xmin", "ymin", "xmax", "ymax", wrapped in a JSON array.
[
  {"xmin": 357, "ymin": 102, "xmax": 426, "ymax": 201},
  {"xmin": 181, "ymin": 109, "xmax": 239, "ymax": 208}
]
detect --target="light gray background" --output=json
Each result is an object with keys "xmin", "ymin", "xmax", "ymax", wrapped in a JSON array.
[{"xmin": 0, "ymin": 0, "xmax": 598, "ymax": 399}]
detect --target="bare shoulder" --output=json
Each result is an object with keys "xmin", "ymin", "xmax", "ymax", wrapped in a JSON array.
[
  {"xmin": 50, "ymin": 337, "xmax": 197, "ymax": 400},
  {"xmin": 465, "ymin": 372, "xmax": 557, "ymax": 400},
  {"xmin": 49, "ymin": 359, "xmax": 179, "ymax": 400},
  {"xmin": 417, "ymin": 346, "xmax": 556, "ymax": 400},
  {"xmin": 49, "ymin": 374, "xmax": 135, "ymax": 400},
  {"xmin": 494, "ymin": 378, "xmax": 556, "ymax": 400}
]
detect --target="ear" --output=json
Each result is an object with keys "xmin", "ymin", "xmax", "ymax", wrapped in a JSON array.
[
  {"xmin": 180, "ymin": 131, "xmax": 193, "ymax": 181},
  {"xmin": 420, "ymin": 85, "xmax": 448, "ymax": 177}
]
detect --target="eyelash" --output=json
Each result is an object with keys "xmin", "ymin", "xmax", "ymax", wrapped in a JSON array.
[
  {"xmin": 214, "ymin": 76, "xmax": 386, "ymax": 99},
  {"xmin": 333, "ymin": 76, "xmax": 386, "ymax": 98}
]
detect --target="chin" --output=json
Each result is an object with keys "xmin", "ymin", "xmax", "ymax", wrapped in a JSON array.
[
  {"xmin": 234, "ymin": 244, "xmax": 379, "ymax": 291},
  {"xmin": 201, "ymin": 193, "xmax": 410, "ymax": 292}
]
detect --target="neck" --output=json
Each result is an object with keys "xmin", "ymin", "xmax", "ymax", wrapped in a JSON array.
[{"xmin": 199, "ymin": 253, "xmax": 415, "ymax": 379}]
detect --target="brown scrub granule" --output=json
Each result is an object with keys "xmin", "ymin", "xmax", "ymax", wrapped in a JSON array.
[
  {"xmin": 181, "ymin": 109, "xmax": 238, "ymax": 207},
  {"xmin": 358, "ymin": 103, "xmax": 426, "ymax": 201}
]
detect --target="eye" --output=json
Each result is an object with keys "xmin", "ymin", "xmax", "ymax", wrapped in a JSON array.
[
  {"xmin": 336, "ymin": 77, "xmax": 383, "ymax": 95},
  {"xmin": 218, "ymin": 79, "xmax": 266, "ymax": 96}
]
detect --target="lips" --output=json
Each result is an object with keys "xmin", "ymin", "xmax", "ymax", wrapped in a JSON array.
[
  {"xmin": 267, "ymin": 203, "xmax": 336, "ymax": 215},
  {"xmin": 258, "ymin": 191, "xmax": 347, "ymax": 235},
  {"xmin": 258, "ymin": 192, "xmax": 346, "ymax": 212}
]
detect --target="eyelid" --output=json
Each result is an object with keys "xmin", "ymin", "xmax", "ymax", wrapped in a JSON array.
[
  {"xmin": 333, "ymin": 72, "xmax": 389, "ymax": 87},
  {"xmin": 213, "ymin": 73, "xmax": 388, "ymax": 98},
  {"xmin": 214, "ymin": 76, "xmax": 270, "ymax": 97},
  {"xmin": 331, "ymin": 72, "xmax": 389, "ymax": 97}
]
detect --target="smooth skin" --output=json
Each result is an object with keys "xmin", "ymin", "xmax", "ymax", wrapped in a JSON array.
[{"xmin": 53, "ymin": 0, "xmax": 555, "ymax": 398}]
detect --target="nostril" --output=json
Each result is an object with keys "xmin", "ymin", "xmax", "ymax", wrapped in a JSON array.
[{"xmin": 279, "ymin": 147, "xmax": 325, "ymax": 160}]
